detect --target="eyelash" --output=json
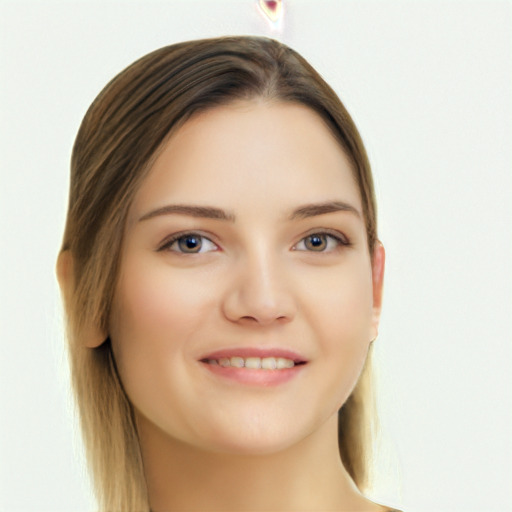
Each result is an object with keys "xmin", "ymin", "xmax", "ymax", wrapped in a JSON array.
[
  {"xmin": 158, "ymin": 231, "xmax": 219, "ymax": 254},
  {"xmin": 158, "ymin": 229, "xmax": 350, "ymax": 254},
  {"xmin": 293, "ymin": 229, "xmax": 350, "ymax": 252}
]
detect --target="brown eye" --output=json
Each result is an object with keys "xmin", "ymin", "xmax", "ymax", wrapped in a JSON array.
[
  {"xmin": 294, "ymin": 232, "xmax": 347, "ymax": 252},
  {"xmin": 177, "ymin": 235, "xmax": 203, "ymax": 253},
  {"xmin": 304, "ymin": 234, "xmax": 327, "ymax": 251}
]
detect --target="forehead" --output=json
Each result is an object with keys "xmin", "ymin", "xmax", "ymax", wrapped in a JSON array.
[{"xmin": 131, "ymin": 100, "xmax": 361, "ymax": 218}]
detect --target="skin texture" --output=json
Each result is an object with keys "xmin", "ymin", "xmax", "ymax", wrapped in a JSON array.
[{"xmin": 106, "ymin": 100, "xmax": 386, "ymax": 511}]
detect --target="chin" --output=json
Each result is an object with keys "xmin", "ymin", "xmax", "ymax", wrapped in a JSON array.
[{"xmin": 189, "ymin": 416, "xmax": 316, "ymax": 458}]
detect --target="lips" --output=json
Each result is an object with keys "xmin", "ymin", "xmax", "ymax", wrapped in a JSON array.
[
  {"xmin": 199, "ymin": 347, "xmax": 307, "ymax": 364},
  {"xmin": 208, "ymin": 356, "xmax": 296, "ymax": 370},
  {"xmin": 198, "ymin": 347, "xmax": 308, "ymax": 387}
]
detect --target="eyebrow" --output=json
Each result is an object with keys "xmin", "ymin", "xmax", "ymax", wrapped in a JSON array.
[
  {"xmin": 139, "ymin": 204, "xmax": 235, "ymax": 222},
  {"xmin": 138, "ymin": 200, "xmax": 361, "ymax": 223},
  {"xmin": 288, "ymin": 201, "xmax": 361, "ymax": 220}
]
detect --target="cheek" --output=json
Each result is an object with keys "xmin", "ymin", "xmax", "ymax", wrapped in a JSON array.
[
  {"xmin": 303, "ymin": 259, "xmax": 373, "ymax": 343},
  {"xmin": 108, "ymin": 260, "xmax": 219, "ymax": 436},
  {"xmin": 112, "ymin": 261, "xmax": 213, "ymax": 345},
  {"xmin": 301, "ymin": 261, "xmax": 374, "ymax": 404},
  {"xmin": 108, "ymin": 260, "xmax": 213, "ymax": 399}
]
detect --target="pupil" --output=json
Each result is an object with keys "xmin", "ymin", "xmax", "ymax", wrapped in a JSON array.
[
  {"xmin": 179, "ymin": 236, "xmax": 201, "ymax": 252},
  {"xmin": 307, "ymin": 235, "xmax": 326, "ymax": 250}
]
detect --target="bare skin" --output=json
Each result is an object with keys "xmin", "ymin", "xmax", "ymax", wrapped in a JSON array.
[
  {"xmin": 138, "ymin": 413, "xmax": 389, "ymax": 512},
  {"xmin": 108, "ymin": 100, "xmax": 386, "ymax": 511}
]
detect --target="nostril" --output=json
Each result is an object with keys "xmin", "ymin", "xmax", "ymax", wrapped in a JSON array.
[{"xmin": 221, "ymin": 281, "xmax": 296, "ymax": 326}]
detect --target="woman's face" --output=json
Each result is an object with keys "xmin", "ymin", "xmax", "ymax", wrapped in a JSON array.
[{"xmin": 109, "ymin": 100, "xmax": 384, "ymax": 455}]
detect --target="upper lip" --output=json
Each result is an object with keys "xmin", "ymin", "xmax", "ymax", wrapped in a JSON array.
[{"xmin": 199, "ymin": 347, "xmax": 308, "ymax": 364}]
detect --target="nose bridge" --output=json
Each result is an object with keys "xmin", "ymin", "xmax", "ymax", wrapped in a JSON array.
[{"xmin": 222, "ymin": 239, "xmax": 295, "ymax": 325}]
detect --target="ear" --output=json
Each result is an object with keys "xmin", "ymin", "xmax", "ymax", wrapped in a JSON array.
[
  {"xmin": 56, "ymin": 250, "xmax": 108, "ymax": 348},
  {"xmin": 369, "ymin": 241, "xmax": 385, "ymax": 342}
]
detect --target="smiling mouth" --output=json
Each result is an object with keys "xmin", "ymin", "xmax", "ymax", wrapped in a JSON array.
[
  {"xmin": 199, "ymin": 349, "xmax": 308, "ymax": 386},
  {"xmin": 200, "ymin": 356, "xmax": 307, "ymax": 370}
]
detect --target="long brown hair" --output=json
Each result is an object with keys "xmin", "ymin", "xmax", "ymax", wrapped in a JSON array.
[{"xmin": 59, "ymin": 35, "xmax": 378, "ymax": 511}]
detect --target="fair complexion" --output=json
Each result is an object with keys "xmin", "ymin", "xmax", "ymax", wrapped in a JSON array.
[{"xmin": 107, "ymin": 100, "xmax": 385, "ymax": 511}]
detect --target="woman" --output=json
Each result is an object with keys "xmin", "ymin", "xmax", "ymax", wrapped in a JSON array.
[{"xmin": 57, "ymin": 35, "xmax": 399, "ymax": 512}]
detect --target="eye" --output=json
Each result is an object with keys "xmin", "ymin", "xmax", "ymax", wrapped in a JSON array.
[
  {"xmin": 294, "ymin": 232, "xmax": 348, "ymax": 252},
  {"xmin": 160, "ymin": 233, "xmax": 218, "ymax": 254}
]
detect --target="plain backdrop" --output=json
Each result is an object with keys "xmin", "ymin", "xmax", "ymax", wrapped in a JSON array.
[{"xmin": 1, "ymin": 1, "xmax": 511, "ymax": 511}]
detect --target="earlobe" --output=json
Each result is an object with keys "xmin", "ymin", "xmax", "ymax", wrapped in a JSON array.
[
  {"xmin": 370, "ymin": 241, "xmax": 385, "ymax": 341},
  {"xmin": 56, "ymin": 250, "xmax": 108, "ymax": 348},
  {"xmin": 83, "ymin": 327, "xmax": 109, "ymax": 348}
]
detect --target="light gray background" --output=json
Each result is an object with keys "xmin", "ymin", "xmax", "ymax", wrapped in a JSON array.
[{"xmin": 1, "ymin": 1, "xmax": 511, "ymax": 511}]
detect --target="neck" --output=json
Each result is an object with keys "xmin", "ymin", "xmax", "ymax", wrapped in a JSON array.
[{"xmin": 136, "ymin": 413, "xmax": 379, "ymax": 512}]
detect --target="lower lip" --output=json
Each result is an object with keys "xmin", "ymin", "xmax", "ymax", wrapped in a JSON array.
[{"xmin": 200, "ymin": 362, "xmax": 306, "ymax": 387}]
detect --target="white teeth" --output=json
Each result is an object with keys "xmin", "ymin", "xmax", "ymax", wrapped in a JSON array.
[
  {"xmin": 277, "ymin": 357, "xmax": 294, "ymax": 369},
  {"xmin": 207, "ymin": 356, "xmax": 297, "ymax": 370},
  {"xmin": 244, "ymin": 357, "xmax": 261, "ymax": 369},
  {"xmin": 230, "ymin": 356, "xmax": 244, "ymax": 368},
  {"xmin": 261, "ymin": 357, "xmax": 277, "ymax": 370}
]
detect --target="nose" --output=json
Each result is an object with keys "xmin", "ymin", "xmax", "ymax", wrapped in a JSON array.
[{"xmin": 221, "ymin": 251, "xmax": 296, "ymax": 326}]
